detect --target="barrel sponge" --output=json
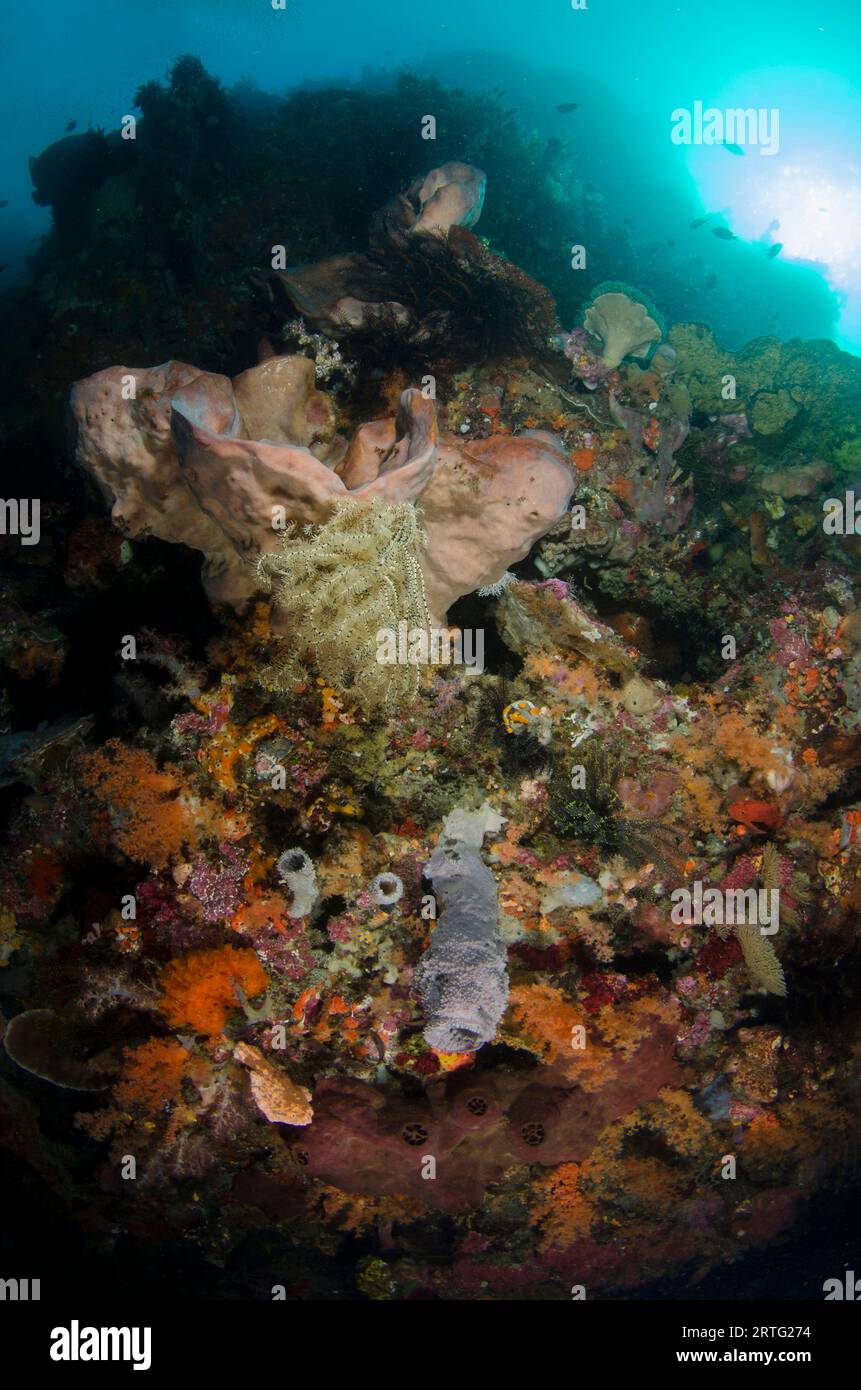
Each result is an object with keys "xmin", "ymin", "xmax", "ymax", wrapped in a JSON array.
[{"xmin": 414, "ymin": 803, "xmax": 508, "ymax": 1053}]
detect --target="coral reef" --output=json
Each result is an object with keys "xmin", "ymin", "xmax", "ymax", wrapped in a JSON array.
[
  {"xmin": 3, "ymin": 59, "xmax": 861, "ymax": 1307},
  {"xmin": 69, "ymin": 358, "xmax": 435, "ymax": 607}
]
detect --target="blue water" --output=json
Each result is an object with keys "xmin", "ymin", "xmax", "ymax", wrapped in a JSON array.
[{"xmin": 2, "ymin": 0, "xmax": 860, "ymax": 351}]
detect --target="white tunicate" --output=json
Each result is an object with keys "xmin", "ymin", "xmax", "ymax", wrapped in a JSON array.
[
  {"xmin": 540, "ymin": 872, "xmax": 604, "ymax": 914},
  {"xmin": 369, "ymin": 873, "xmax": 404, "ymax": 907},
  {"xmin": 276, "ymin": 848, "xmax": 317, "ymax": 918}
]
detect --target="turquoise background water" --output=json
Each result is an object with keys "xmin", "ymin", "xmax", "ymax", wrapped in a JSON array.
[{"xmin": 3, "ymin": 0, "xmax": 859, "ymax": 350}]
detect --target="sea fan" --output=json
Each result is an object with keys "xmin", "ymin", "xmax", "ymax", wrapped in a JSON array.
[{"xmin": 735, "ymin": 921, "xmax": 787, "ymax": 997}]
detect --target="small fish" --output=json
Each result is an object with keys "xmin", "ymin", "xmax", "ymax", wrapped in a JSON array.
[
  {"xmin": 766, "ymin": 242, "xmax": 783, "ymax": 259},
  {"xmin": 728, "ymin": 798, "xmax": 782, "ymax": 833},
  {"xmin": 667, "ymin": 238, "xmax": 676, "ymax": 248},
  {"xmin": 712, "ymin": 227, "xmax": 737, "ymax": 240},
  {"xmin": 721, "ymin": 141, "xmax": 745, "ymax": 156},
  {"xmin": 64, "ymin": 119, "xmax": 77, "ymax": 132},
  {"xmin": 689, "ymin": 216, "xmax": 709, "ymax": 228},
  {"xmin": 556, "ymin": 102, "xmax": 579, "ymax": 114},
  {"xmin": 0, "ymin": 200, "xmax": 7, "ymax": 209},
  {"xmin": 0, "ymin": 262, "xmax": 9, "ymax": 273},
  {"xmin": 705, "ymin": 273, "xmax": 718, "ymax": 290}
]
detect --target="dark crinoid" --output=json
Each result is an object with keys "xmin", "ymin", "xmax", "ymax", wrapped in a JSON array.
[
  {"xmin": 502, "ymin": 724, "xmax": 550, "ymax": 774},
  {"xmin": 550, "ymin": 736, "xmax": 673, "ymax": 868},
  {"xmin": 350, "ymin": 226, "xmax": 558, "ymax": 374}
]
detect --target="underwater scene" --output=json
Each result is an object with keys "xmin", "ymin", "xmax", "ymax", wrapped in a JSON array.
[{"xmin": 2, "ymin": 0, "xmax": 861, "ymax": 1326}]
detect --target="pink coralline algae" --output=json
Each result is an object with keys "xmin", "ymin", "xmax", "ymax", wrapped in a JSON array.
[
  {"xmin": 172, "ymin": 701, "xmax": 230, "ymax": 741},
  {"xmin": 769, "ymin": 616, "xmax": 813, "ymax": 668},
  {"xmin": 554, "ymin": 328, "xmax": 611, "ymax": 390},
  {"xmin": 248, "ymin": 920, "xmax": 314, "ymax": 984},
  {"xmin": 187, "ymin": 845, "xmax": 247, "ymax": 922},
  {"xmin": 537, "ymin": 578, "xmax": 570, "ymax": 600}
]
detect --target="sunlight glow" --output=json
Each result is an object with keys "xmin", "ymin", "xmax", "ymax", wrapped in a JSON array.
[{"xmin": 746, "ymin": 165, "xmax": 861, "ymax": 288}]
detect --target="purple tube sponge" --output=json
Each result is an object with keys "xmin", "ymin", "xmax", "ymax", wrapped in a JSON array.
[{"xmin": 414, "ymin": 804, "xmax": 508, "ymax": 1053}]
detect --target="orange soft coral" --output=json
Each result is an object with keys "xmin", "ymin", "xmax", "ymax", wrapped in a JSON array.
[
  {"xmin": 595, "ymin": 994, "xmax": 680, "ymax": 1059},
  {"xmin": 505, "ymin": 982, "xmax": 610, "ymax": 1089},
  {"xmin": 530, "ymin": 1161, "xmax": 593, "ymax": 1251},
  {"xmin": 506, "ymin": 982, "xmax": 680, "ymax": 1093},
  {"xmin": 81, "ymin": 739, "xmax": 199, "ymax": 869},
  {"xmin": 680, "ymin": 773, "xmax": 724, "ymax": 834},
  {"xmin": 714, "ymin": 710, "xmax": 782, "ymax": 779},
  {"xmin": 523, "ymin": 653, "xmax": 600, "ymax": 707},
  {"xmin": 115, "ymin": 1038, "xmax": 188, "ymax": 1113},
  {"xmin": 159, "ymin": 945, "xmax": 268, "ymax": 1038},
  {"xmin": 506, "ymin": 982, "xmax": 582, "ymax": 1062},
  {"xmin": 230, "ymin": 888, "xmax": 291, "ymax": 935}
]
